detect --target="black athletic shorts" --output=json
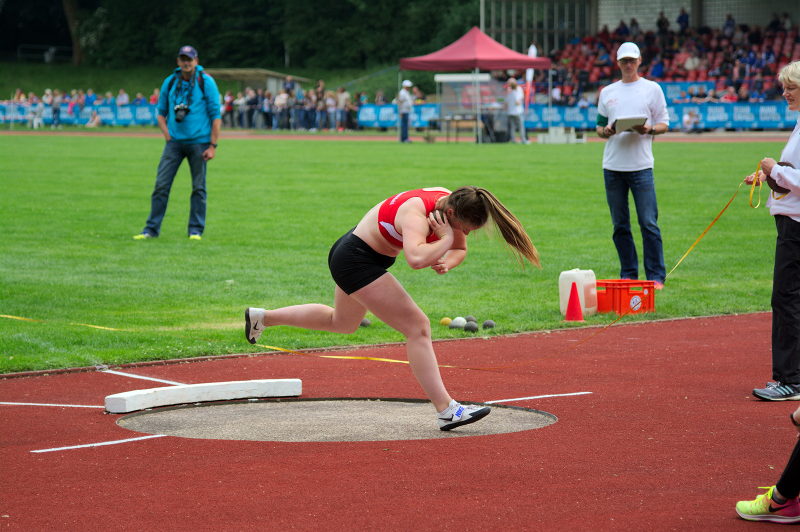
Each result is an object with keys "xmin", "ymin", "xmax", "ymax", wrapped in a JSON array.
[{"xmin": 328, "ymin": 229, "xmax": 396, "ymax": 295}]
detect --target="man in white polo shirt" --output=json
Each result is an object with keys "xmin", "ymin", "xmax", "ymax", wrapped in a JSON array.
[{"xmin": 596, "ymin": 41, "xmax": 669, "ymax": 289}]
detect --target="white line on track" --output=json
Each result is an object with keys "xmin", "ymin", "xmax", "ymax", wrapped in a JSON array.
[
  {"xmin": 485, "ymin": 391, "xmax": 593, "ymax": 404},
  {"xmin": 31, "ymin": 434, "xmax": 167, "ymax": 453},
  {"xmin": 0, "ymin": 401, "xmax": 104, "ymax": 408},
  {"xmin": 101, "ymin": 369, "xmax": 184, "ymax": 386}
]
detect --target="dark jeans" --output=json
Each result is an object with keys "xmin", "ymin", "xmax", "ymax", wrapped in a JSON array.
[
  {"xmin": 603, "ymin": 168, "xmax": 666, "ymax": 283},
  {"xmin": 142, "ymin": 140, "xmax": 207, "ymax": 237},
  {"xmin": 400, "ymin": 113, "xmax": 410, "ymax": 142},
  {"xmin": 772, "ymin": 215, "xmax": 800, "ymax": 384}
]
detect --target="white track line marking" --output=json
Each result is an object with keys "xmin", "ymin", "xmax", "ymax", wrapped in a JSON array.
[
  {"xmin": 0, "ymin": 401, "xmax": 104, "ymax": 408},
  {"xmin": 485, "ymin": 391, "xmax": 593, "ymax": 404},
  {"xmin": 31, "ymin": 434, "xmax": 167, "ymax": 453},
  {"xmin": 101, "ymin": 369, "xmax": 184, "ymax": 386}
]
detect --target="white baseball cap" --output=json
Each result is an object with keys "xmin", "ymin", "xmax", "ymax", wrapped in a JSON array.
[
  {"xmin": 617, "ymin": 42, "xmax": 641, "ymax": 60},
  {"xmin": 402, "ymin": 80, "xmax": 413, "ymax": 87}
]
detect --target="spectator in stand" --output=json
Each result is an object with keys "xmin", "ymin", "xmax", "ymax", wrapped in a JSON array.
[
  {"xmin": 723, "ymin": 14, "xmax": 736, "ymax": 39},
  {"xmin": 148, "ymin": 88, "xmax": 159, "ymax": 105},
  {"xmin": 336, "ymin": 86, "xmax": 351, "ymax": 131},
  {"xmin": 245, "ymin": 87, "xmax": 259, "ymax": 129},
  {"xmin": 676, "ymin": 8, "xmax": 690, "ymax": 35},
  {"xmin": 30, "ymin": 95, "xmax": 44, "ymax": 129},
  {"xmin": 682, "ymin": 109, "xmax": 701, "ymax": 133},
  {"xmin": 656, "ymin": 11, "xmax": 670, "ymax": 48},
  {"xmin": 234, "ymin": 91, "xmax": 247, "ymax": 128},
  {"xmin": 649, "ymin": 55, "xmax": 665, "ymax": 78},
  {"xmin": 629, "ymin": 18, "xmax": 641, "ymax": 39},
  {"xmin": 397, "ymin": 80, "xmax": 413, "ymax": 142},
  {"xmin": 720, "ymin": 86, "xmax": 738, "ymax": 103},
  {"xmin": 325, "ymin": 90, "xmax": 337, "ymax": 131},
  {"xmin": 104, "ymin": 91, "xmax": 116, "ymax": 106},
  {"xmin": 132, "ymin": 92, "xmax": 147, "ymax": 105},
  {"xmin": 374, "ymin": 90, "xmax": 386, "ymax": 105},
  {"xmin": 613, "ymin": 20, "xmax": 630, "ymax": 42},
  {"xmin": 273, "ymin": 89, "xmax": 289, "ymax": 129},
  {"xmin": 684, "ymin": 51, "xmax": 701, "ymax": 72},
  {"xmin": 284, "ymin": 75, "xmax": 296, "ymax": 94},
  {"xmin": 304, "ymin": 89, "xmax": 317, "ymax": 130},
  {"xmin": 749, "ymin": 86, "xmax": 766, "ymax": 103},
  {"xmin": 594, "ymin": 46, "xmax": 613, "ymax": 68},
  {"xmin": 737, "ymin": 84, "xmax": 751, "ymax": 102},
  {"xmin": 261, "ymin": 91, "xmax": 273, "ymax": 130},
  {"xmin": 672, "ymin": 91, "xmax": 690, "ymax": 103},
  {"xmin": 781, "ymin": 13, "xmax": 793, "ymax": 31},
  {"xmin": 85, "ymin": 110, "xmax": 101, "ymax": 128},
  {"xmin": 221, "ymin": 90, "xmax": 234, "ymax": 127},
  {"xmin": 51, "ymin": 89, "xmax": 63, "ymax": 129},
  {"xmin": 116, "ymin": 89, "xmax": 130, "ymax": 106}
]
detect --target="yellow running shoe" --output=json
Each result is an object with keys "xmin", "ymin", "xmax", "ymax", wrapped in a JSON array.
[
  {"xmin": 132, "ymin": 232, "xmax": 154, "ymax": 240},
  {"xmin": 189, "ymin": 233, "xmax": 202, "ymax": 241},
  {"xmin": 736, "ymin": 486, "xmax": 800, "ymax": 523}
]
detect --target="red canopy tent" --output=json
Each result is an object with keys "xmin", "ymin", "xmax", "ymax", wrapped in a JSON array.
[
  {"xmin": 399, "ymin": 26, "xmax": 551, "ymax": 71},
  {"xmin": 399, "ymin": 27, "xmax": 552, "ymax": 141}
]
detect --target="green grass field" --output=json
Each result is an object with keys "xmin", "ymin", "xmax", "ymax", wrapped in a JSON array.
[{"xmin": 0, "ymin": 133, "xmax": 784, "ymax": 373}]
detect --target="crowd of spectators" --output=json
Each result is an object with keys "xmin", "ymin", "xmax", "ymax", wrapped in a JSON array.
[
  {"xmin": 528, "ymin": 10, "xmax": 800, "ymax": 106},
  {"xmin": 4, "ymin": 87, "xmax": 158, "ymax": 128},
  {"xmin": 4, "ymin": 10, "xmax": 799, "ymax": 130}
]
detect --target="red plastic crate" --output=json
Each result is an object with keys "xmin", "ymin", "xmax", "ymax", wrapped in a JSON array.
[{"xmin": 596, "ymin": 279, "xmax": 656, "ymax": 315}]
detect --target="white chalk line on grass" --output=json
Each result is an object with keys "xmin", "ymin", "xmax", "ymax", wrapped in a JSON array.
[
  {"xmin": 31, "ymin": 434, "xmax": 167, "ymax": 453},
  {"xmin": 485, "ymin": 391, "xmax": 593, "ymax": 404},
  {"xmin": 0, "ymin": 401, "xmax": 105, "ymax": 408},
  {"xmin": 101, "ymin": 369, "xmax": 184, "ymax": 386}
]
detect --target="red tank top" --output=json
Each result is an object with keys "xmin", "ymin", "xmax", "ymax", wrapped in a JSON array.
[{"xmin": 377, "ymin": 188, "xmax": 450, "ymax": 247}]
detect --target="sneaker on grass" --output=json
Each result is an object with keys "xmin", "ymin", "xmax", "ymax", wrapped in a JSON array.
[
  {"xmin": 437, "ymin": 400, "xmax": 490, "ymax": 431},
  {"xmin": 245, "ymin": 308, "xmax": 265, "ymax": 344},
  {"xmin": 753, "ymin": 381, "xmax": 800, "ymax": 401},
  {"xmin": 736, "ymin": 486, "xmax": 800, "ymax": 523},
  {"xmin": 132, "ymin": 232, "xmax": 155, "ymax": 240}
]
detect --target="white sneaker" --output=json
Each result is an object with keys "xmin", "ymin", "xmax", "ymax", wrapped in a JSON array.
[
  {"xmin": 245, "ymin": 308, "xmax": 266, "ymax": 344},
  {"xmin": 437, "ymin": 400, "xmax": 491, "ymax": 431}
]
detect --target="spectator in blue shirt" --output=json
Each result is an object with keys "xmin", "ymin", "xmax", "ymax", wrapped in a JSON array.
[{"xmin": 134, "ymin": 45, "xmax": 221, "ymax": 241}]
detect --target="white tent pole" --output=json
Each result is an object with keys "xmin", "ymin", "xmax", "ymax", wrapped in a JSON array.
[
  {"xmin": 398, "ymin": 70, "xmax": 402, "ymax": 141},
  {"xmin": 475, "ymin": 67, "xmax": 481, "ymax": 143}
]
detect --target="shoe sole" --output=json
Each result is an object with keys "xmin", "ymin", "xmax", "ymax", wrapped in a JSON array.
[
  {"xmin": 244, "ymin": 308, "xmax": 256, "ymax": 345},
  {"xmin": 736, "ymin": 510, "xmax": 800, "ymax": 523},
  {"xmin": 439, "ymin": 406, "xmax": 491, "ymax": 431}
]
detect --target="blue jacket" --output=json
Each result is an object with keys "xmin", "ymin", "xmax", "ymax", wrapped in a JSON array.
[{"xmin": 157, "ymin": 65, "xmax": 221, "ymax": 144}]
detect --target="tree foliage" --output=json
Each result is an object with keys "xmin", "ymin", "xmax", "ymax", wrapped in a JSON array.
[{"xmin": 67, "ymin": 0, "xmax": 478, "ymax": 69}]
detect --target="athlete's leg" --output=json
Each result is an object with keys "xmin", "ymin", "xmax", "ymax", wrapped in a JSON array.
[
  {"xmin": 261, "ymin": 286, "xmax": 367, "ymax": 334},
  {"xmin": 349, "ymin": 273, "xmax": 451, "ymax": 411}
]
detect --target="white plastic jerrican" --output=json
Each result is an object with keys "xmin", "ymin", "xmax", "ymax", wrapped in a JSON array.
[{"xmin": 559, "ymin": 269, "xmax": 598, "ymax": 316}]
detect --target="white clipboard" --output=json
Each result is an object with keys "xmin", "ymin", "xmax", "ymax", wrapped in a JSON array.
[{"xmin": 613, "ymin": 116, "xmax": 647, "ymax": 132}]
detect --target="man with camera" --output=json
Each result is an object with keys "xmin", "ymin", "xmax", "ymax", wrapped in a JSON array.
[{"xmin": 134, "ymin": 45, "xmax": 221, "ymax": 241}]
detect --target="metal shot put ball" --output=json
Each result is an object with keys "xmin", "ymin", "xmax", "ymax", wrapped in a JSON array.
[
  {"xmin": 464, "ymin": 321, "xmax": 479, "ymax": 332},
  {"xmin": 465, "ymin": 315, "xmax": 477, "ymax": 323},
  {"xmin": 449, "ymin": 317, "xmax": 467, "ymax": 329},
  {"xmin": 482, "ymin": 320, "xmax": 495, "ymax": 329}
]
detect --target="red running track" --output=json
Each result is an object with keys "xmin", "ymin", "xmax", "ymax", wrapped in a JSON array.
[{"xmin": 0, "ymin": 313, "xmax": 792, "ymax": 530}]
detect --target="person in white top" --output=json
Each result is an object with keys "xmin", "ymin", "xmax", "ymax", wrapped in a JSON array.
[
  {"xmin": 744, "ymin": 61, "xmax": 800, "ymax": 402},
  {"xmin": 506, "ymin": 79, "xmax": 528, "ymax": 144},
  {"xmin": 397, "ymin": 80, "xmax": 414, "ymax": 143},
  {"xmin": 596, "ymin": 42, "xmax": 669, "ymax": 288}
]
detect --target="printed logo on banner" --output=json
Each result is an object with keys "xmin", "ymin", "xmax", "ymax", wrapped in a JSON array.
[
  {"xmin": 733, "ymin": 104, "xmax": 756, "ymax": 123},
  {"xmin": 358, "ymin": 105, "xmax": 378, "ymax": 124}
]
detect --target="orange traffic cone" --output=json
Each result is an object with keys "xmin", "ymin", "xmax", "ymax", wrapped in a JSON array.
[{"xmin": 564, "ymin": 282, "xmax": 584, "ymax": 322}]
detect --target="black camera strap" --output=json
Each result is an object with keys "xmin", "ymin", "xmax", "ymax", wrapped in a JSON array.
[{"xmin": 167, "ymin": 71, "xmax": 206, "ymax": 105}]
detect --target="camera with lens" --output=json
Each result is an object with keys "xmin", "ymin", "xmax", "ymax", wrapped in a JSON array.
[{"xmin": 174, "ymin": 103, "xmax": 190, "ymax": 122}]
